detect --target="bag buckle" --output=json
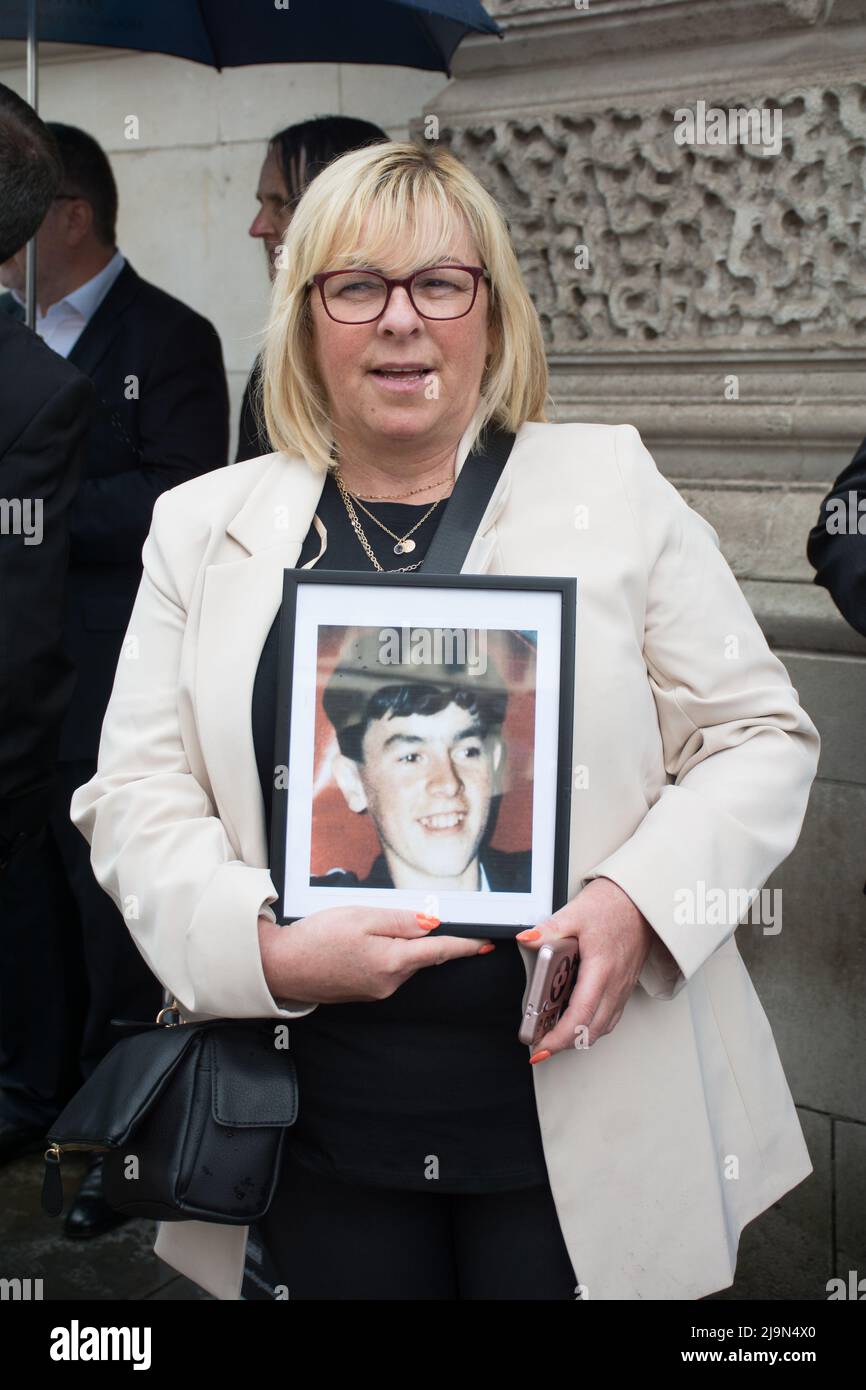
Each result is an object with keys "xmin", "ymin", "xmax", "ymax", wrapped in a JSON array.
[{"xmin": 156, "ymin": 1000, "xmax": 185, "ymax": 1026}]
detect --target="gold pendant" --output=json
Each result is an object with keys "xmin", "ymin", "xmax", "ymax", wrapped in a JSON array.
[{"xmin": 394, "ymin": 538, "xmax": 415, "ymax": 555}]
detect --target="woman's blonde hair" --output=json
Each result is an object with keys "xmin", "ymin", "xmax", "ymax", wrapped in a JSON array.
[{"xmin": 260, "ymin": 140, "xmax": 550, "ymax": 473}]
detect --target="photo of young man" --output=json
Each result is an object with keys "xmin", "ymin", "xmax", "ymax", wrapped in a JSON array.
[{"xmin": 311, "ymin": 627, "xmax": 534, "ymax": 893}]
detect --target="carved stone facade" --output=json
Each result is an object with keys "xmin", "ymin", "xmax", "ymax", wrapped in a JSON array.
[
  {"xmin": 410, "ymin": 0, "xmax": 866, "ymax": 548},
  {"xmin": 443, "ymin": 86, "xmax": 866, "ymax": 351}
]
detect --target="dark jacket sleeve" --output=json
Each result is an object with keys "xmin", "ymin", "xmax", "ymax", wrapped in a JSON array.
[
  {"xmin": 69, "ymin": 312, "xmax": 229, "ymax": 564},
  {"xmin": 807, "ymin": 435, "xmax": 866, "ymax": 638},
  {"xmin": 0, "ymin": 368, "xmax": 94, "ymax": 861}
]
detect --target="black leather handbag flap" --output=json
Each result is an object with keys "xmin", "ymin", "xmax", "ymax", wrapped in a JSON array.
[
  {"xmin": 47, "ymin": 1024, "xmax": 201, "ymax": 1148},
  {"xmin": 210, "ymin": 1026, "xmax": 298, "ymax": 1128}
]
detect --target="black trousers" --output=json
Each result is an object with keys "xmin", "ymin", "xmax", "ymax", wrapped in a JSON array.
[
  {"xmin": 0, "ymin": 758, "xmax": 163, "ymax": 1127},
  {"xmin": 243, "ymin": 1146, "xmax": 579, "ymax": 1301}
]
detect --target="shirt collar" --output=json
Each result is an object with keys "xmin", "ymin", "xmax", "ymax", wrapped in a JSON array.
[
  {"xmin": 12, "ymin": 248, "xmax": 125, "ymax": 323},
  {"xmin": 63, "ymin": 248, "xmax": 125, "ymax": 321}
]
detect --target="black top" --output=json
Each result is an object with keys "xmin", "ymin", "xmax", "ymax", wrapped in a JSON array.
[{"xmin": 251, "ymin": 471, "xmax": 549, "ymax": 1192}]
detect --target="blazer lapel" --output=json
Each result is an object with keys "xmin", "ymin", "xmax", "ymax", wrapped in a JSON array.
[
  {"xmin": 193, "ymin": 407, "xmax": 516, "ymax": 871},
  {"xmin": 67, "ymin": 260, "xmax": 140, "ymax": 379},
  {"xmin": 194, "ymin": 453, "xmax": 327, "ymax": 867}
]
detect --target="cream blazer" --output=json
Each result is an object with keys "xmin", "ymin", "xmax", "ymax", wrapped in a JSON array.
[{"xmin": 69, "ymin": 406, "xmax": 820, "ymax": 1301}]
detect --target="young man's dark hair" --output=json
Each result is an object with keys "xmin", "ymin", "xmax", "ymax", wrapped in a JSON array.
[
  {"xmin": 327, "ymin": 683, "xmax": 509, "ymax": 765},
  {"xmin": 269, "ymin": 115, "xmax": 389, "ymax": 212},
  {"xmin": 0, "ymin": 82, "xmax": 62, "ymax": 263},
  {"xmin": 46, "ymin": 122, "xmax": 118, "ymax": 247}
]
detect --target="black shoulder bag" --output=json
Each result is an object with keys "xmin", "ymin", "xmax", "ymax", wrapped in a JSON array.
[{"xmin": 41, "ymin": 423, "xmax": 516, "ymax": 1225}]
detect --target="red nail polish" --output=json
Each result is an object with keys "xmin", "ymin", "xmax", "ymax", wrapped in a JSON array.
[
  {"xmin": 416, "ymin": 913, "xmax": 440, "ymax": 930},
  {"xmin": 529, "ymin": 1049, "xmax": 551, "ymax": 1065},
  {"xmin": 477, "ymin": 943, "xmax": 496, "ymax": 954},
  {"xmin": 516, "ymin": 928, "xmax": 541, "ymax": 942}
]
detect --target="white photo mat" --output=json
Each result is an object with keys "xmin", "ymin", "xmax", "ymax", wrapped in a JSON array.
[{"xmin": 280, "ymin": 581, "xmax": 564, "ymax": 927}]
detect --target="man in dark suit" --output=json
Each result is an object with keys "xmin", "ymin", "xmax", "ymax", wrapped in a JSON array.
[
  {"xmin": 238, "ymin": 116, "xmax": 388, "ymax": 462},
  {"xmin": 0, "ymin": 123, "xmax": 229, "ymax": 1233},
  {"xmin": 311, "ymin": 630, "xmax": 532, "ymax": 895},
  {"xmin": 0, "ymin": 86, "xmax": 95, "ymax": 881},
  {"xmin": 807, "ymin": 435, "xmax": 866, "ymax": 637}
]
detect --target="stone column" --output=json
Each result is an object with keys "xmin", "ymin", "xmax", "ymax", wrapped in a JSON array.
[{"xmin": 414, "ymin": 0, "xmax": 866, "ymax": 1297}]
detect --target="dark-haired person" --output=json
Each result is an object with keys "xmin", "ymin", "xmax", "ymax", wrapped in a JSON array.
[
  {"xmin": 238, "ymin": 115, "xmax": 388, "ymax": 461},
  {"xmin": 0, "ymin": 123, "xmax": 229, "ymax": 1233},
  {"xmin": 311, "ymin": 633, "xmax": 530, "ymax": 892},
  {"xmin": 0, "ymin": 85, "xmax": 94, "ymax": 888}
]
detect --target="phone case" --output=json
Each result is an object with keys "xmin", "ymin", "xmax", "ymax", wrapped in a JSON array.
[{"xmin": 518, "ymin": 940, "xmax": 579, "ymax": 1047}]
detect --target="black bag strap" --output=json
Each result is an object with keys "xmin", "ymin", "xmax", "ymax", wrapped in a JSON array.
[{"xmin": 419, "ymin": 425, "xmax": 516, "ymax": 575}]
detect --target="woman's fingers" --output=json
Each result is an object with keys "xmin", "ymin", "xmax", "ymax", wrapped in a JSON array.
[
  {"xmin": 361, "ymin": 908, "xmax": 444, "ymax": 939},
  {"xmin": 521, "ymin": 880, "xmax": 655, "ymax": 1060},
  {"xmin": 537, "ymin": 957, "xmax": 608, "ymax": 1056},
  {"xmin": 399, "ymin": 932, "xmax": 496, "ymax": 972},
  {"xmin": 362, "ymin": 909, "xmax": 496, "ymax": 967}
]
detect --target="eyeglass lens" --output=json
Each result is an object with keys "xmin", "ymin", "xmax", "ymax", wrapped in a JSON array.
[{"xmin": 323, "ymin": 268, "xmax": 476, "ymax": 321}]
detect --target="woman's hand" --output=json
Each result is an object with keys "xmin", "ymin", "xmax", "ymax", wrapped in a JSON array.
[
  {"xmin": 518, "ymin": 877, "xmax": 672, "ymax": 1061},
  {"xmin": 257, "ymin": 907, "xmax": 494, "ymax": 1005}
]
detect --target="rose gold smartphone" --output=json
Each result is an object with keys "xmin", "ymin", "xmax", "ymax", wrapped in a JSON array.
[{"xmin": 518, "ymin": 939, "xmax": 579, "ymax": 1047}]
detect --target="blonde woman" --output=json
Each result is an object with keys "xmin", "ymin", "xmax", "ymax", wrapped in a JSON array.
[{"xmin": 71, "ymin": 141, "xmax": 819, "ymax": 1302}]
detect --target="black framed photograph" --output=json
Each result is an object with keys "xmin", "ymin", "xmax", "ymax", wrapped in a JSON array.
[{"xmin": 269, "ymin": 571, "xmax": 576, "ymax": 939}]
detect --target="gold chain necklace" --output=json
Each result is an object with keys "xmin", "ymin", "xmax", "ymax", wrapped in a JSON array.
[
  {"xmin": 353, "ymin": 472, "xmax": 453, "ymax": 501},
  {"xmin": 343, "ymin": 482, "xmax": 441, "ymax": 555},
  {"xmin": 328, "ymin": 443, "xmax": 453, "ymax": 501},
  {"xmin": 334, "ymin": 472, "xmax": 428, "ymax": 572}
]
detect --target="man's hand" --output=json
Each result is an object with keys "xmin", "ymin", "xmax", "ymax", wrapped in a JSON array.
[{"xmin": 517, "ymin": 876, "xmax": 668, "ymax": 1061}]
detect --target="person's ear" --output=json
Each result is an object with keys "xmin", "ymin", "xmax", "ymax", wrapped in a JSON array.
[
  {"xmin": 64, "ymin": 197, "xmax": 94, "ymax": 249},
  {"xmin": 331, "ymin": 752, "xmax": 369, "ymax": 814}
]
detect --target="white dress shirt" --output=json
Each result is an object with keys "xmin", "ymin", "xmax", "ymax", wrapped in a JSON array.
[{"xmin": 14, "ymin": 249, "xmax": 125, "ymax": 358}]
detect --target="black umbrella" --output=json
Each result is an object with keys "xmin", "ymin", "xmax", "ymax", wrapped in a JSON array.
[
  {"xmin": 1, "ymin": 0, "xmax": 503, "ymax": 322},
  {"xmin": 0, "ymin": 0, "xmax": 502, "ymax": 75}
]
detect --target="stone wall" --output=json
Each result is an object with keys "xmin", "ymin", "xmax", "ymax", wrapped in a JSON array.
[{"xmin": 413, "ymin": 0, "xmax": 866, "ymax": 1299}]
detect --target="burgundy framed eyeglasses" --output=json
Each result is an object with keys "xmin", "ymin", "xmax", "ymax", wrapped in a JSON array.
[{"xmin": 310, "ymin": 264, "xmax": 490, "ymax": 324}]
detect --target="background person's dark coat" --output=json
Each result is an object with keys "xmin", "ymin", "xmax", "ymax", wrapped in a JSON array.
[
  {"xmin": 0, "ymin": 314, "xmax": 94, "ymax": 868},
  {"xmin": 0, "ymin": 264, "xmax": 230, "ymax": 1126},
  {"xmin": 1, "ymin": 260, "xmax": 230, "ymax": 759}
]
